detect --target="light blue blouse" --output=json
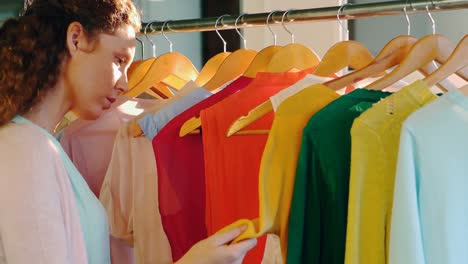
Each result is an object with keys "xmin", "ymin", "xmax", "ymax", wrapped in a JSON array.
[
  {"xmin": 138, "ymin": 87, "xmax": 212, "ymax": 140},
  {"xmin": 390, "ymin": 89, "xmax": 468, "ymax": 264},
  {"xmin": 12, "ymin": 116, "xmax": 110, "ymax": 264}
]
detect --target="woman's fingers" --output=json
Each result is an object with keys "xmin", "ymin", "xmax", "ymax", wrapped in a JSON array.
[
  {"xmin": 211, "ymin": 225, "xmax": 247, "ymax": 246},
  {"xmin": 228, "ymin": 238, "xmax": 258, "ymax": 255}
]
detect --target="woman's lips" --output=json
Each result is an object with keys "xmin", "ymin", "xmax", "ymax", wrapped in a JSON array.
[
  {"xmin": 103, "ymin": 97, "xmax": 116, "ymax": 110},
  {"xmin": 106, "ymin": 97, "xmax": 116, "ymax": 104}
]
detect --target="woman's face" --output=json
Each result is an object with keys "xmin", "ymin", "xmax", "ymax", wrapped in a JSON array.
[{"xmin": 65, "ymin": 24, "xmax": 136, "ymax": 120}]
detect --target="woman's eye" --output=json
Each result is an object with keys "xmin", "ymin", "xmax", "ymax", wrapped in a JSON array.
[{"xmin": 116, "ymin": 57, "xmax": 126, "ymax": 65}]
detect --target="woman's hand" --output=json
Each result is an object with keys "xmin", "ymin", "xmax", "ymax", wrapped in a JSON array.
[{"xmin": 176, "ymin": 225, "xmax": 257, "ymax": 264}]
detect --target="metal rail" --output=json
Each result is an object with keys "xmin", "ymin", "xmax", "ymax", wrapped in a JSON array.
[{"xmin": 140, "ymin": 0, "xmax": 468, "ymax": 35}]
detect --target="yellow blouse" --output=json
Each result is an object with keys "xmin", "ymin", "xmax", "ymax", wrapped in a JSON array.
[{"xmin": 345, "ymin": 81, "xmax": 437, "ymax": 264}]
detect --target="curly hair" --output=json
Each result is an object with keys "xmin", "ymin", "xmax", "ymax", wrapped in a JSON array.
[{"xmin": 0, "ymin": 0, "xmax": 141, "ymax": 126}]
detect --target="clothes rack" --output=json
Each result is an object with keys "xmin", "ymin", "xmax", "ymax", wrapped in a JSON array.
[{"xmin": 140, "ymin": 0, "xmax": 468, "ymax": 35}]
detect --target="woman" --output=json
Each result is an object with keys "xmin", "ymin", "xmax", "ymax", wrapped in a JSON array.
[{"xmin": 0, "ymin": 0, "xmax": 256, "ymax": 263}]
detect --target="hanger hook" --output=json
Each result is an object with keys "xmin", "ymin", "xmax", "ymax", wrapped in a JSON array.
[
  {"xmin": 425, "ymin": 2, "xmax": 436, "ymax": 34},
  {"xmin": 267, "ymin": 10, "xmax": 281, "ymax": 46},
  {"xmin": 161, "ymin": 20, "xmax": 174, "ymax": 53},
  {"xmin": 135, "ymin": 37, "xmax": 145, "ymax": 59},
  {"xmin": 403, "ymin": 7, "xmax": 411, "ymax": 35},
  {"xmin": 144, "ymin": 20, "xmax": 159, "ymax": 57},
  {"xmin": 337, "ymin": 3, "xmax": 352, "ymax": 35},
  {"xmin": 235, "ymin": 13, "xmax": 248, "ymax": 49},
  {"xmin": 404, "ymin": 0, "xmax": 412, "ymax": 35},
  {"xmin": 281, "ymin": 9, "xmax": 295, "ymax": 44},
  {"xmin": 215, "ymin": 14, "xmax": 230, "ymax": 53}
]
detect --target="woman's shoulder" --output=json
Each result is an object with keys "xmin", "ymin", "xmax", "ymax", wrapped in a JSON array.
[
  {"xmin": 0, "ymin": 121, "xmax": 54, "ymax": 149},
  {"xmin": 0, "ymin": 121, "xmax": 60, "ymax": 173}
]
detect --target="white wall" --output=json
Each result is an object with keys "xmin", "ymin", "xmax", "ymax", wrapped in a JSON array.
[
  {"xmin": 241, "ymin": 0, "xmax": 347, "ymax": 58},
  {"xmin": 134, "ymin": 0, "xmax": 203, "ymax": 69}
]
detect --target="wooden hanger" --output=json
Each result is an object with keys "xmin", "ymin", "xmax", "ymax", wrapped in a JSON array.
[
  {"xmin": 365, "ymin": 34, "xmax": 468, "ymax": 91},
  {"xmin": 266, "ymin": 43, "xmax": 320, "ymax": 72},
  {"xmin": 179, "ymin": 99, "xmax": 271, "ymax": 137},
  {"xmin": 203, "ymin": 49, "xmax": 257, "ymax": 91},
  {"xmin": 365, "ymin": 5, "xmax": 468, "ymax": 90},
  {"xmin": 179, "ymin": 116, "xmax": 202, "ymax": 136},
  {"xmin": 179, "ymin": 15, "xmax": 259, "ymax": 137},
  {"xmin": 226, "ymin": 102, "xmax": 271, "ymax": 137},
  {"xmin": 54, "ymin": 112, "xmax": 78, "ymax": 134},
  {"xmin": 126, "ymin": 23, "xmax": 178, "ymax": 98},
  {"xmin": 180, "ymin": 11, "xmax": 289, "ymax": 137},
  {"xmin": 195, "ymin": 14, "xmax": 250, "ymax": 86},
  {"xmin": 323, "ymin": 5, "xmax": 434, "ymax": 91},
  {"xmin": 243, "ymin": 46, "xmax": 282, "ymax": 78},
  {"xmin": 182, "ymin": 10, "xmax": 319, "ymax": 137},
  {"xmin": 312, "ymin": 40, "xmax": 381, "ymax": 77},
  {"xmin": 323, "ymin": 35, "xmax": 421, "ymax": 91},
  {"xmin": 127, "ymin": 37, "xmax": 146, "ymax": 80},
  {"xmin": 128, "ymin": 60, "xmax": 143, "ymax": 77},
  {"xmin": 127, "ymin": 36, "xmax": 173, "ymax": 98},
  {"xmin": 203, "ymin": 15, "xmax": 257, "ymax": 91},
  {"xmin": 243, "ymin": 11, "xmax": 285, "ymax": 78},
  {"xmin": 128, "ymin": 59, "xmax": 175, "ymax": 98},
  {"xmin": 225, "ymin": 8, "xmax": 366, "ymax": 137},
  {"xmin": 423, "ymin": 35, "xmax": 468, "ymax": 88},
  {"xmin": 125, "ymin": 52, "xmax": 198, "ymax": 97},
  {"xmin": 195, "ymin": 52, "xmax": 231, "ymax": 87},
  {"xmin": 129, "ymin": 58, "xmax": 156, "ymax": 88},
  {"xmin": 125, "ymin": 21, "xmax": 198, "ymax": 98},
  {"xmin": 266, "ymin": 9, "xmax": 321, "ymax": 72},
  {"xmin": 226, "ymin": 40, "xmax": 378, "ymax": 137}
]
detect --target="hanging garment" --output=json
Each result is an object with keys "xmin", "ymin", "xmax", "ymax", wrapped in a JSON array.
[
  {"xmin": 201, "ymin": 69, "xmax": 313, "ymax": 264},
  {"xmin": 100, "ymin": 81, "xmax": 224, "ymax": 264},
  {"xmin": 100, "ymin": 86, "xmax": 201, "ymax": 264},
  {"xmin": 138, "ymin": 81, "xmax": 212, "ymax": 141},
  {"xmin": 130, "ymin": 80, "xmax": 204, "ymax": 137},
  {"xmin": 0, "ymin": 116, "xmax": 109, "ymax": 264},
  {"xmin": 217, "ymin": 83, "xmax": 339, "ymax": 260},
  {"xmin": 152, "ymin": 76, "xmax": 253, "ymax": 261},
  {"xmin": 60, "ymin": 97, "xmax": 159, "ymax": 196},
  {"xmin": 109, "ymin": 238, "xmax": 134, "ymax": 264},
  {"xmin": 100, "ymin": 124, "xmax": 172, "ymax": 264},
  {"xmin": 287, "ymin": 89, "xmax": 391, "ymax": 264},
  {"xmin": 390, "ymin": 88, "xmax": 468, "ymax": 264},
  {"xmin": 345, "ymin": 81, "xmax": 436, "ymax": 264}
]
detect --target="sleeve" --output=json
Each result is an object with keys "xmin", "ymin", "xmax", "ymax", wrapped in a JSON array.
[
  {"xmin": 0, "ymin": 135, "xmax": 76, "ymax": 264},
  {"xmin": 99, "ymin": 129, "xmax": 134, "ymax": 246},
  {"xmin": 302, "ymin": 132, "xmax": 321, "ymax": 263},
  {"xmin": 99, "ymin": 128, "xmax": 172, "ymax": 264},
  {"xmin": 389, "ymin": 125, "xmax": 425, "ymax": 264},
  {"xmin": 132, "ymin": 137, "xmax": 172, "ymax": 264},
  {"xmin": 345, "ymin": 121, "xmax": 387, "ymax": 264},
  {"xmin": 286, "ymin": 131, "xmax": 314, "ymax": 263}
]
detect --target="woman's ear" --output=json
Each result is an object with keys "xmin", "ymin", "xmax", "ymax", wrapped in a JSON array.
[{"xmin": 66, "ymin": 22, "xmax": 90, "ymax": 56}]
